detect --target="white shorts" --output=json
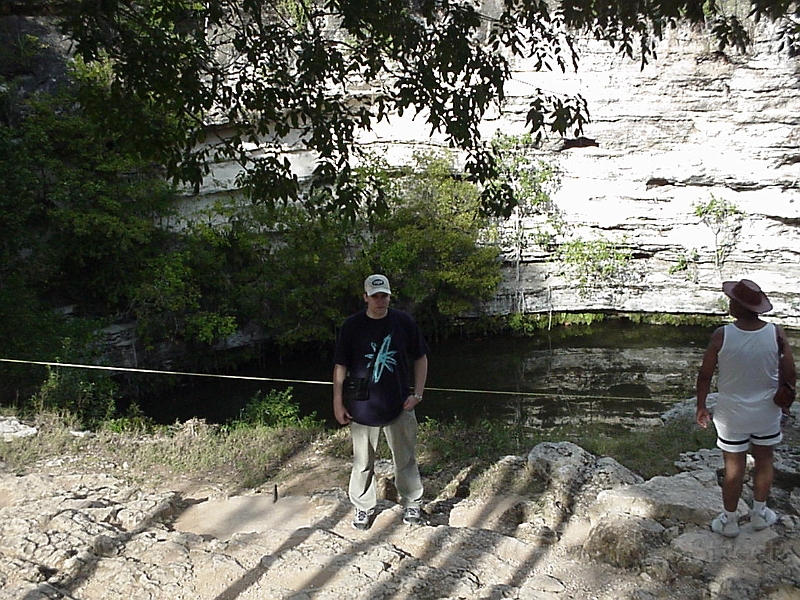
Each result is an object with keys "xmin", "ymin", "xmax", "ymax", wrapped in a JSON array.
[{"xmin": 713, "ymin": 416, "xmax": 782, "ymax": 453}]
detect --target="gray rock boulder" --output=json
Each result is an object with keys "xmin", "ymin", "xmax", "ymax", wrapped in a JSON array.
[
  {"xmin": 583, "ymin": 515, "xmax": 667, "ymax": 568},
  {"xmin": 591, "ymin": 471, "xmax": 738, "ymax": 526},
  {"xmin": 527, "ymin": 441, "xmax": 645, "ymax": 526},
  {"xmin": 0, "ymin": 416, "xmax": 37, "ymax": 441}
]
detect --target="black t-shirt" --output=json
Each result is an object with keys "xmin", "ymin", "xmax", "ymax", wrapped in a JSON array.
[{"xmin": 334, "ymin": 308, "xmax": 429, "ymax": 426}]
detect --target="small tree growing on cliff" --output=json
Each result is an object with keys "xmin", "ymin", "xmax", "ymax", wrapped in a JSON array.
[
  {"xmin": 557, "ymin": 237, "xmax": 634, "ymax": 297},
  {"xmin": 669, "ymin": 248, "xmax": 701, "ymax": 284},
  {"xmin": 692, "ymin": 195, "xmax": 743, "ymax": 278},
  {"xmin": 490, "ymin": 133, "xmax": 563, "ymax": 312}
]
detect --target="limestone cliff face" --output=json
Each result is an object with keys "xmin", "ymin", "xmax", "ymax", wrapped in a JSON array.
[
  {"xmin": 185, "ymin": 21, "xmax": 800, "ymax": 327},
  {"xmin": 481, "ymin": 24, "xmax": 800, "ymax": 326},
  {"xmin": 209, "ymin": 22, "xmax": 800, "ymax": 324}
]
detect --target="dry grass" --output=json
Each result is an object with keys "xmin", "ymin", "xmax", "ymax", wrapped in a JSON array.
[
  {"xmin": 0, "ymin": 413, "xmax": 323, "ymax": 494},
  {"xmin": 1, "ymin": 410, "xmax": 722, "ymax": 496}
]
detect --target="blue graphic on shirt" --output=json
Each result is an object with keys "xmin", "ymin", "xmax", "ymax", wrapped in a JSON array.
[{"xmin": 366, "ymin": 334, "xmax": 397, "ymax": 383}]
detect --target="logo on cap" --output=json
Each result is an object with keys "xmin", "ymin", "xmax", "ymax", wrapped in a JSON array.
[{"xmin": 364, "ymin": 274, "xmax": 392, "ymax": 295}]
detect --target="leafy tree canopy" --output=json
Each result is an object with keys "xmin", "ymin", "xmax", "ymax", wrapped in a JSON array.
[{"xmin": 4, "ymin": 0, "xmax": 796, "ymax": 218}]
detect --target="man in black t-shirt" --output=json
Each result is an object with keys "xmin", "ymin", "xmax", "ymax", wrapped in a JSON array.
[{"xmin": 333, "ymin": 274, "xmax": 429, "ymax": 530}]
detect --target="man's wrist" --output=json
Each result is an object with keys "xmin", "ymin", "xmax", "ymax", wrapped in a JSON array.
[{"xmin": 412, "ymin": 394, "xmax": 423, "ymax": 401}]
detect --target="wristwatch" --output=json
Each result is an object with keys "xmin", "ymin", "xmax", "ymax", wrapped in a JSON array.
[{"xmin": 412, "ymin": 394, "xmax": 423, "ymax": 401}]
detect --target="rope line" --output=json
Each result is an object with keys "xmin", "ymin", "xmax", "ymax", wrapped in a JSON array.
[
  {"xmin": 0, "ymin": 358, "xmax": 323, "ymax": 385},
  {"xmin": 0, "ymin": 357, "xmax": 663, "ymax": 402}
]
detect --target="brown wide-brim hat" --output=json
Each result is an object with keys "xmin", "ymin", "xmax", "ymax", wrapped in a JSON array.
[{"xmin": 722, "ymin": 279, "xmax": 773, "ymax": 314}]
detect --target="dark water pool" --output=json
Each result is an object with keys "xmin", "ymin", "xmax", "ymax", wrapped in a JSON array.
[{"xmin": 135, "ymin": 318, "xmax": 798, "ymax": 431}]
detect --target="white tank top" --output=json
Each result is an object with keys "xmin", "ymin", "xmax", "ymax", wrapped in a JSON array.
[{"xmin": 716, "ymin": 322, "xmax": 781, "ymax": 429}]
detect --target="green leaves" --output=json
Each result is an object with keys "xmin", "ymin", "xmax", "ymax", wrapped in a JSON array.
[
  {"xmin": 132, "ymin": 251, "xmax": 201, "ymax": 346},
  {"xmin": 525, "ymin": 90, "xmax": 590, "ymax": 145},
  {"xmin": 364, "ymin": 151, "xmax": 502, "ymax": 332},
  {"xmin": 52, "ymin": 0, "xmax": 571, "ymax": 216},
  {"xmin": 44, "ymin": 0, "xmax": 789, "ymax": 219},
  {"xmin": 557, "ymin": 238, "xmax": 633, "ymax": 295},
  {"xmin": 692, "ymin": 195, "xmax": 743, "ymax": 275},
  {"xmin": 710, "ymin": 14, "xmax": 749, "ymax": 54},
  {"xmin": 0, "ymin": 80, "xmax": 177, "ymax": 305}
]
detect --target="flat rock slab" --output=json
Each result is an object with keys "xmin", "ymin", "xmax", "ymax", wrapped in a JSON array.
[
  {"xmin": 591, "ymin": 471, "xmax": 746, "ymax": 525},
  {"xmin": 672, "ymin": 527, "xmax": 781, "ymax": 563},
  {"xmin": 174, "ymin": 494, "xmax": 336, "ymax": 540}
]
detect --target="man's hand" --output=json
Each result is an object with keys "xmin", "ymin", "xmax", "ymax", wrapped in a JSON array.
[
  {"xmin": 403, "ymin": 394, "xmax": 422, "ymax": 411},
  {"xmin": 334, "ymin": 402, "xmax": 352, "ymax": 425},
  {"xmin": 332, "ymin": 364, "xmax": 351, "ymax": 425},
  {"xmin": 696, "ymin": 406, "xmax": 711, "ymax": 429}
]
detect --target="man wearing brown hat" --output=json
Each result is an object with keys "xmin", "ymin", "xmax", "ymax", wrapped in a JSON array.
[{"xmin": 696, "ymin": 279, "xmax": 796, "ymax": 537}]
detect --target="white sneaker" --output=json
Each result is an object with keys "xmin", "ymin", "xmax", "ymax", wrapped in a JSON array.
[
  {"xmin": 402, "ymin": 506, "xmax": 424, "ymax": 525},
  {"xmin": 750, "ymin": 507, "xmax": 777, "ymax": 531},
  {"xmin": 352, "ymin": 507, "xmax": 375, "ymax": 530},
  {"xmin": 711, "ymin": 512, "xmax": 739, "ymax": 538}
]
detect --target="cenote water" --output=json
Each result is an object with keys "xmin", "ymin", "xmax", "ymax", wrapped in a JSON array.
[{"xmin": 136, "ymin": 319, "xmax": 800, "ymax": 432}]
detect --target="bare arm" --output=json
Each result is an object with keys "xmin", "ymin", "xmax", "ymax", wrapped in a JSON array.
[
  {"xmin": 332, "ymin": 364, "xmax": 351, "ymax": 425},
  {"xmin": 403, "ymin": 354, "xmax": 428, "ymax": 411},
  {"xmin": 696, "ymin": 327, "xmax": 723, "ymax": 428},
  {"xmin": 777, "ymin": 325, "xmax": 797, "ymax": 390}
]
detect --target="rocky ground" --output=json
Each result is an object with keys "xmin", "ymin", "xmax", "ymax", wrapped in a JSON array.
[{"xmin": 1, "ymin": 404, "xmax": 800, "ymax": 600}]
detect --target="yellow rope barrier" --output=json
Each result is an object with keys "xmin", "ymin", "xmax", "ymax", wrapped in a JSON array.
[{"xmin": 0, "ymin": 357, "xmax": 667, "ymax": 402}]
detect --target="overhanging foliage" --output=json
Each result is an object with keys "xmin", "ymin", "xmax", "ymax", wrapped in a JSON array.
[{"xmin": 6, "ymin": 0, "xmax": 790, "ymax": 217}]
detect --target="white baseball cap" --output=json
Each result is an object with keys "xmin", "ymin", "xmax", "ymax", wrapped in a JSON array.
[{"xmin": 364, "ymin": 274, "xmax": 391, "ymax": 296}]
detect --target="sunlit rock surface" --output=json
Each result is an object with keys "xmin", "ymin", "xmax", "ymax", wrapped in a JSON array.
[{"xmin": 2, "ymin": 423, "xmax": 799, "ymax": 600}]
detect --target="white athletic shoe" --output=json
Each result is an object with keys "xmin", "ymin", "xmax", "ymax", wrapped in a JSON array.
[
  {"xmin": 352, "ymin": 507, "xmax": 375, "ymax": 530},
  {"xmin": 750, "ymin": 507, "xmax": 777, "ymax": 531},
  {"xmin": 403, "ymin": 506, "xmax": 424, "ymax": 525},
  {"xmin": 710, "ymin": 512, "xmax": 739, "ymax": 538}
]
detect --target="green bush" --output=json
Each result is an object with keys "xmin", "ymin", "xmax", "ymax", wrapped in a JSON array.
[
  {"xmin": 558, "ymin": 238, "xmax": 633, "ymax": 295},
  {"xmin": 363, "ymin": 151, "xmax": 503, "ymax": 335},
  {"xmin": 231, "ymin": 388, "xmax": 322, "ymax": 429},
  {"xmin": 31, "ymin": 365, "xmax": 119, "ymax": 429},
  {"xmin": 101, "ymin": 403, "xmax": 155, "ymax": 434}
]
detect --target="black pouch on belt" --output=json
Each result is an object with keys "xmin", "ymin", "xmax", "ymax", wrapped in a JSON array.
[{"xmin": 344, "ymin": 377, "xmax": 370, "ymax": 402}]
